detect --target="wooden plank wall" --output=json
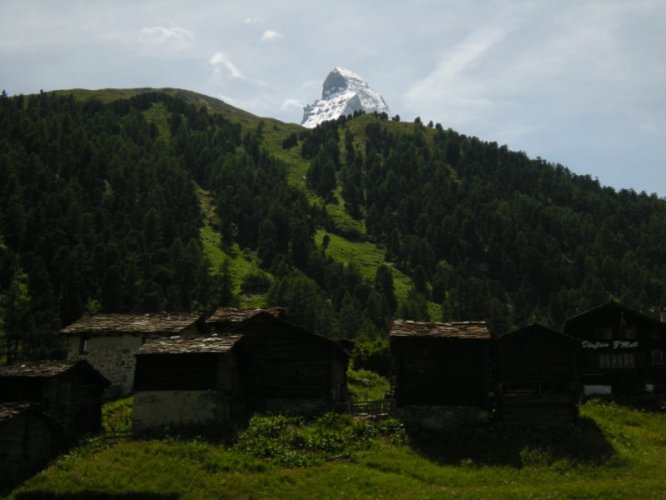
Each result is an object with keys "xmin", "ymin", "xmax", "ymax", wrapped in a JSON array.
[
  {"xmin": 134, "ymin": 354, "xmax": 220, "ymax": 391},
  {"xmin": 493, "ymin": 328, "xmax": 579, "ymax": 425},
  {"xmin": 239, "ymin": 329, "xmax": 333, "ymax": 400},
  {"xmin": 234, "ymin": 321, "xmax": 347, "ymax": 412},
  {"xmin": 0, "ymin": 411, "xmax": 55, "ymax": 489},
  {"xmin": 393, "ymin": 338, "xmax": 488, "ymax": 407}
]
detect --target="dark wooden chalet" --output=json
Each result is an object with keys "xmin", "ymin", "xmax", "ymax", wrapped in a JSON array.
[
  {"xmin": 390, "ymin": 320, "xmax": 491, "ymax": 408},
  {"xmin": 133, "ymin": 335, "xmax": 244, "ymax": 432},
  {"xmin": 0, "ymin": 402, "xmax": 58, "ymax": 489},
  {"xmin": 205, "ymin": 306, "xmax": 287, "ymax": 332},
  {"xmin": 564, "ymin": 301, "xmax": 666, "ymax": 395},
  {"xmin": 0, "ymin": 360, "xmax": 109, "ymax": 448},
  {"xmin": 223, "ymin": 312, "xmax": 350, "ymax": 415},
  {"xmin": 492, "ymin": 324, "xmax": 581, "ymax": 426},
  {"xmin": 61, "ymin": 313, "xmax": 204, "ymax": 397}
]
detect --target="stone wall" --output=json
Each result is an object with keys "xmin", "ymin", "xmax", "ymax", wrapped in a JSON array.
[
  {"xmin": 263, "ymin": 398, "xmax": 330, "ymax": 415},
  {"xmin": 66, "ymin": 335, "xmax": 143, "ymax": 398},
  {"xmin": 132, "ymin": 390, "xmax": 230, "ymax": 431},
  {"xmin": 394, "ymin": 405, "xmax": 488, "ymax": 431},
  {"xmin": 133, "ymin": 353, "xmax": 241, "ymax": 432}
]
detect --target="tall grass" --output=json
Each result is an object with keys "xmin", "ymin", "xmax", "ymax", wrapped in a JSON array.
[
  {"xmin": 11, "ymin": 400, "xmax": 666, "ymax": 499},
  {"xmin": 101, "ymin": 397, "xmax": 132, "ymax": 433},
  {"xmin": 347, "ymin": 369, "xmax": 390, "ymax": 402}
]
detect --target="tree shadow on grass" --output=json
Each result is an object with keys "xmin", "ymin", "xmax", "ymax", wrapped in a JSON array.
[
  {"xmin": 16, "ymin": 494, "xmax": 179, "ymax": 500},
  {"xmin": 405, "ymin": 416, "xmax": 617, "ymax": 468}
]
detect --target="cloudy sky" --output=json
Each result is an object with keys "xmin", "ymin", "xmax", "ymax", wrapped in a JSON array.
[{"xmin": 2, "ymin": 0, "xmax": 665, "ymax": 196}]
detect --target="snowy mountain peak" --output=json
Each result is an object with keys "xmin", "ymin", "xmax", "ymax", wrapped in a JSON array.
[{"xmin": 302, "ymin": 67, "xmax": 390, "ymax": 128}]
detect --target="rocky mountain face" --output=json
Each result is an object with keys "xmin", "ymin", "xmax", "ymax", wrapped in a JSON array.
[{"xmin": 301, "ymin": 67, "xmax": 390, "ymax": 128}]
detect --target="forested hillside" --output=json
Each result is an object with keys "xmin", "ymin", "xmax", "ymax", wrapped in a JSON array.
[
  {"xmin": 298, "ymin": 115, "xmax": 666, "ymax": 331},
  {"xmin": 1, "ymin": 89, "xmax": 665, "ymax": 362}
]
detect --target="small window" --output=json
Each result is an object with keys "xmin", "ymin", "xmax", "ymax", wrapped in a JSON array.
[
  {"xmin": 652, "ymin": 350, "xmax": 664, "ymax": 366},
  {"xmin": 595, "ymin": 327, "xmax": 613, "ymax": 340},
  {"xmin": 622, "ymin": 353, "xmax": 635, "ymax": 368},
  {"xmin": 599, "ymin": 352, "xmax": 635, "ymax": 369},
  {"xmin": 624, "ymin": 326, "xmax": 637, "ymax": 339},
  {"xmin": 598, "ymin": 352, "xmax": 611, "ymax": 369},
  {"xmin": 611, "ymin": 354, "xmax": 623, "ymax": 369},
  {"xmin": 79, "ymin": 336, "xmax": 90, "ymax": 354}
]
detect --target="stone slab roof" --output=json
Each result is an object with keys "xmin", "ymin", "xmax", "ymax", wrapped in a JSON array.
[
  {"xmin": 0, "ymin": 360, "xmax": 110, "ymax": 386},
  {"xmin": 61, "ymin": 313, "xmax": 201, "ymax": 336},
  {"xmin": 136, "ymin": 334, "xmax": 244, "ymax": 355},
  {"xmin": 205, "ymin": 307, "xmax": 285, "ymax": 327},
  {"xmin": 390, "ymin": 319, "xmax": 491, "ymax": 340},
  {"xmin": 564, "ymin": 300, "xmax": 666, "ymax": 330},
  {"xmin": 0, "ymin": 402, "xmax": 54, "ymax": 424},
  {"xmin": 494, "ymin": 323, "xmax": 580, "ymax": 344},
  {"xmin": 0, "ymin": 360, "xmax": 79, "ymax": 378}
]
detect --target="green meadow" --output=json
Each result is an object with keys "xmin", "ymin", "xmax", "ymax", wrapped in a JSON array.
[{"xmin": 9, "ymin": 399, "xmax": 666, "ymax": 499}]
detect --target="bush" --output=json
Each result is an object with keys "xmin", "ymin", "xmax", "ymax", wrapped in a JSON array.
[
  {"xmin": 233, "ymin": 413, "xmax": 406, "ymax": 467},
  {"xmin": 347, "ymin": 368, "xmax": 390, "ymax": 402},
  {"xmin": 351, "ymin": 337, "xmax": 393, "ymax": 376},
  {"xmin": 241, "ymin": 272, "xmax": 273, "ymax": 294},
  {"xmin": 102, "ymin": 397, "xmax": 132, "ymax": 433},
  {"xmin": 282, "ymin": 133, "xmax": 298, "ymax": 150}
]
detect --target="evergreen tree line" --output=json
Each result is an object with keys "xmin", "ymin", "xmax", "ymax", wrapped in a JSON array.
[
  {"xmin": 2, "ymin": 90, "xmax": 665, "ymax": 363},
  {"xmin": 166, "ymin": 105, "xmax": 407, "ymax": 342},
  {"xmin": 301, "ymin": 116, "xmax": 666, "ymax": 332},
  {"xmin": 0, "ymin": 91, "xmax": 240, "ymax": 360},
  {"xmin": 0, "ymin": 92, "xmax": 398, "ymax": 360}
]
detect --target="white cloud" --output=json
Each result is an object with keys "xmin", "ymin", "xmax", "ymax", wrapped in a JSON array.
[
  {"xmin": 400, "ymin": 1, "xmax": 666, "ymax": 195},
  {"xmin": 209, "ymin": 52, "xmax": 243, "ymax": 78},
  {"xmin": 404, "ymin": 26, "xmax": 510, "ymax": 125},
  {"xmin": 261, "ymin": 30, "xmax": 282, "ymax": 42},
  {"xmin": 281, "ymin": 98, "xmax": 304, "ymax": 111},
  {"xmin": 138, "ymin": 26, "xmax": 194, "ymax": 49},
  {"xmin": 1, "ymin": 0, "xmax": 663, "ymax": 194}
]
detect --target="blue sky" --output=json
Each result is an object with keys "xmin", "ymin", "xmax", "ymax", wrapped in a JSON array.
[{"xmin": 2, "ymin": 0, "xmax": 664, "ymax": 196}]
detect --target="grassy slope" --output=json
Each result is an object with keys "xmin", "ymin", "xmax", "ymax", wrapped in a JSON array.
[
  {"xmin": 139, "ymin": 98, "xmax": 265, "ymax": 303},
  {"xmin": 54, "ymin": 88, "xmax": 440, "ymax": 316},
  {"xmin": 10, "ymin": 400, "xmax": 666, "ymax": 498},
  {"xmin": 315, "ymin": 229, "xmax": 412, "ymax": 301},
  {"xmin": 55, "ymin": 87, "xmax": 255, "ymax": 120},
  {"xmin": 197, "ymin": 186, "xmax": 268, "ymax": 308}
]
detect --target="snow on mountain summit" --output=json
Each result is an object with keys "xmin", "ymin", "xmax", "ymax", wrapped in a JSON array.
[{"xmin": 301, "ymin": 67, "xmax": 390, "ymax": 128}]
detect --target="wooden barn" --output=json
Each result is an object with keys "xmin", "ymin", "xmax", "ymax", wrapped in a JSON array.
[
  {"xmin": 390, "ymin": 320, "xmax": 491, "ymax": 427},
  {"xmin": 133, "ymin": 312, "xmax": 350, "ymax": 431},
  {"xmin": 205, "ymin": 306, "xmax": 287, "ymax": 332},
  {"xmin": 0, "ymin": 360, "xmax": 109, "ymax": 448},
  {"xmin": 61, "ymin": 313, "xmax": 204, "ymax": 398},
  {"xmin": 0, "ymin": 402, "xmax": 57, "ymax": 490},
  {"xmin": 223, "ymin": 312, "xmax": 351, "ymax": 415},
  {"xmin": 564, "ymin": 301, "xmax": 666, "ymax": 395},
  {"xmin": 132, "ymin": 335, "xmax": 243, "ymax": 432},
  {"xmin": 492, "ymin": 324, "xmax": 581, "ymax": 426}
]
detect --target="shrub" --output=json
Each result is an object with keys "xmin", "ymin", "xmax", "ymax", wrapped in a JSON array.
[
  {"xmin": 233, "ymin": 413, "xmax": 406, "ymax": 467},
  {"xmin": 102, "ymin": 397, "xmax": 132, "ymax": 433},
  {"xmin": 351, "ymin": 337, "xmax": 393, "ymax": 376},
  {"xmin": 347, "ymin": 368, "xmax": 390, "ymax": 402},
  {"xmin": 241, "ymin": 272, "xmax": 273, "ymax": 294}
]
